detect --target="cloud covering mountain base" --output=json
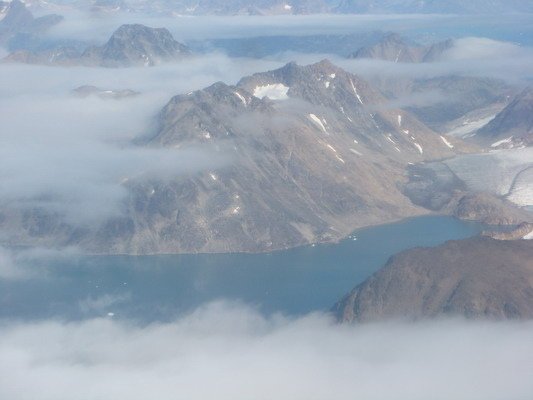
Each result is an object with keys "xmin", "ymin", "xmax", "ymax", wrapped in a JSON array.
[{"xmin": 1, "ymin": 302, "xmax": 532, "ymax": 400}]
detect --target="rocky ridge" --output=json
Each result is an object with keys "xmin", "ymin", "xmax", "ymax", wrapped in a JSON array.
[
  {"xmin": 0, "ymin": 59, "xmax": 460, "ymax": 254},
  {"xmin": 349, "ymin": 33, "xmax": 453, "ymax": 63}
]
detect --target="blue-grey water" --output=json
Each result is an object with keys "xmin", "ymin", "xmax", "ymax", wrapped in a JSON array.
[{"xmin": 1, "ymin": 216, "xmax": 496, "ymax": 322}]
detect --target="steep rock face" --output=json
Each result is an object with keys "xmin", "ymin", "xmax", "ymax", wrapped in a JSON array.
[
  {"xmin": 475, "ymin": 87, "xmax": 533, "ymax": 148},
  {"xmin": 1, "ymin": 60, "xmax": 458, "ymax": 254},
  {"xmin": 80, "ymin": 24, "xmax": 191, "ymax": 67},
  {"xmin": 349, "ymin": 33, "xmax": 453, "ymax": 63},
  {"xmin": 334, "ymin": 237, "xmax": 533, "ymax": 322}
]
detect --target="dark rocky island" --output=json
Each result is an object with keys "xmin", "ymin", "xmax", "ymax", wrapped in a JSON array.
[{"xmin": 334, "ymin": 236, "xmax": 533, "ymax": 322}]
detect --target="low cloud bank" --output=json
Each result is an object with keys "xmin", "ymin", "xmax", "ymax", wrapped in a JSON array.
[
  {"xmin": 0, "ymin": 302, "xmax": 532, "ymax": 400},
  {"xmin": 0, "ymin": 56, "xmax": 282, "ymax": 225}
]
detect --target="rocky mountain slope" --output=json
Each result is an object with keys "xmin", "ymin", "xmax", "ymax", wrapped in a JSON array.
[
  {"xmin": 474, "ymin": 87, "xmax": 533, "ymax": 149},
  {"xmin": 3, "ymin": 23, "xmax": 191, "ymax": 67},
  {"xmin": 369, "ymin": 74, "xmax": 512, "ymax": 133},
  {"xmin": 334, "ymin": 236, "xmax": 533, "ymax": 322},
  {"xmin": 1, "ymin": 60, "xmax": 460, "ymax": 254},
  {"xmin": 349, "ymin": 33, "xmax": 453, "ymax": 63}
]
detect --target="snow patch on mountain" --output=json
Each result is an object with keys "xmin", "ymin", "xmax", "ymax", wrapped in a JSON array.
[
  {"xmin": 440, "ymin": 135, "xmax": 454, "ymax": 149},
  {"xmin": 309, "ymin": 114, "xmax": 327, "ymax": 133}
]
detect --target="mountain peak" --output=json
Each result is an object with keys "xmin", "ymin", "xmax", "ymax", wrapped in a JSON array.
[
  {"xmin": 311, "ymin": 58, "xmax": 338, "ymax": 72},
  {"xmin": 350, "ymin": 33, "xmax": 453, "ymax": 63},
  {"xmin": 0, "ymin": 0, "xmax": 34, "ymax": 30},
  {"xmin": 109, "ymin": 23, "xmax": 170, "ymax": 40},
  {"xmin": 81, "ymin": 23, "xmax": 191, "ymax": 67}
]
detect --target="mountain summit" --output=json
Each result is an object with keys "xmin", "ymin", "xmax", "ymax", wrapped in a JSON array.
[
  {"xmin": 1, "ymin": 60, "xmax": 461, "ymax": 254},
  {"xmin": 350, "ymin": 33, "xmax": 453, "ymax": 63},
  {"xmin": 81, "ymin": 24, "xmax": 191, "ymax": 67}
]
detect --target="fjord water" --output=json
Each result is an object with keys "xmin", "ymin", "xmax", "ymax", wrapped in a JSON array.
[{"xmin": 2, "ymin": 216, "xmax": 490, "ymax": 322}]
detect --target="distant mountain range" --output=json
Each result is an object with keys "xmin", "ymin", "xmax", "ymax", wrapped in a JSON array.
[
  {"xmin": 4, "ymin": 0, "xmax": 532, "ymax": 16},
  {"xmin": 3, "ymin": 23, "xmax": 191, "ymax": 67},
  {"xmin": 335, "ymin": 0, "xmax": 533, "ymax": 14},
  {"xmin": 334, "ymin": 236, "xmax": 533, "ymax": 322},
  {"xmin": 189, "ymin": 31, "xmax": 389, "ymax": 59},
  {"xmin": 349, "ymin": 33, "xmax": 453, "ymax": 63}
]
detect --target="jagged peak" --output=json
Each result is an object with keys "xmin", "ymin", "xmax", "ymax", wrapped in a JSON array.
[
  {"xmin": 170, "ymin": 81, "xmax": 251, "ymax": 105},
  {"xmin": 108, "ymin": 23, "xmax": 174, "ymax": 41},
  {"xmin": 311, "ymin": 58, "xmax": 338, "ymax": 72}
]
